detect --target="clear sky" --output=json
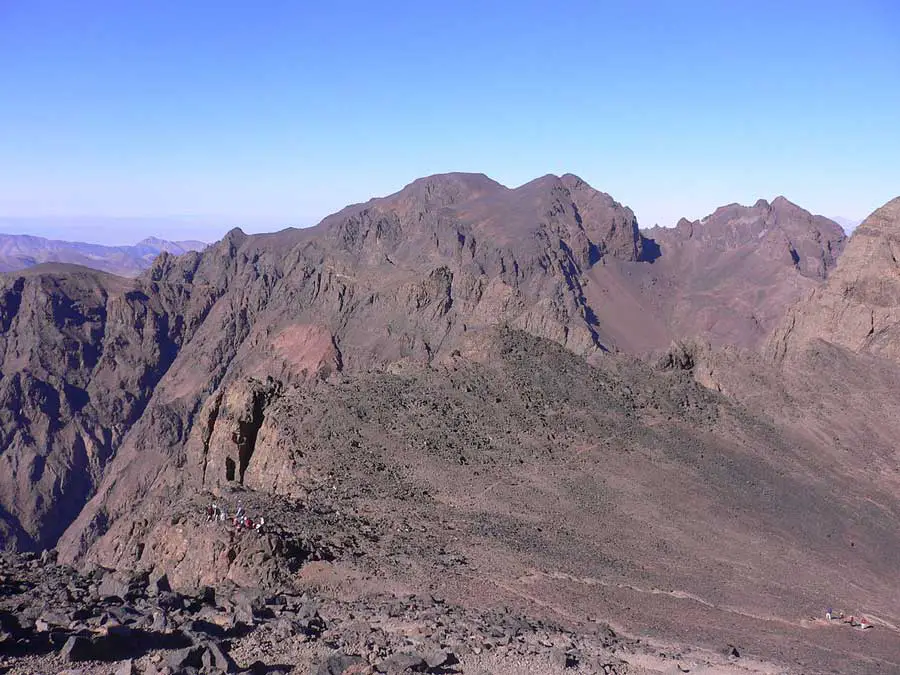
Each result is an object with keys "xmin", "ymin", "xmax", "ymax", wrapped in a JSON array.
[{"xmin": 0, "ymin": 0, "xmax": 897, "ymax": 244}]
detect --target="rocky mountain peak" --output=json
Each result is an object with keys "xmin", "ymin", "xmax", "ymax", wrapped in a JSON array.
[
  {"xmin": 768, "ymin": 195, "xmax": 900, "ymax": 362},
  {"xmin": 393, "ymin": 172, "xmax": 505, "ymax": 209},
  {"xmin": 7, "ymin": 175, "xmax": 900, "ymax": 674},
  {"xmin": 852, "ymin": 196, "xmax": 900, "ymax": 238},
  {"xmin": 769, "ymin": 195, "xmax": 817, "ymax": 222},
  {"xmin": 0, "ymin": 173, "xmax": 865, "ymax": 568},
  {"xmin": 510, "ymin": 173, "xmax": 644, "ymax": 263},
  {"xmin": 559, "ymin": 172, "xmax": 588, "ymax": 189},
  {"xmin": 810, "ymin": 196, "xmax": 900, "ymax": 308},
  {"xmin": 657, "ymin": 197, "xmax": 845, "ymax": 280},
  {"xmin": 222, "ymin": 227, "xmax": 248, "ymax": 245}
]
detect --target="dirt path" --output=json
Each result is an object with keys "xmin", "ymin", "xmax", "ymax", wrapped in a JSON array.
[
  {"xmin": 467, "ymin": 571, "xmax": 793, "ymax": 674},
  {"xmin": 516, "ymin": 569, "xmax": 900, "ymax": 636}
]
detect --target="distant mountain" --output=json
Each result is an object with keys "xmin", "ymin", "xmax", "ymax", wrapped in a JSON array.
[
  {"xmin": 135, "ymin": 236, "xmax": 208, "ymax": 254},
  {"xmin": 0, "ymin": 234, "xmax": 207, "ymax": 277},
  {"xmin": 831, "ymin": 216, "xmax": 862, "ymax": 233},
  {"xmin": 635, "ymin": 197, "xmax": 846, "ymax": 350}
]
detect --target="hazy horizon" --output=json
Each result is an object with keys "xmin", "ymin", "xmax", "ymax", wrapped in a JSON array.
[
  {"xmin": 0, "ymin": 214, "xmax": 311, "ymax": 246},
  {"xmin": 0, "ymin": 194, "xmax": 865, "ymax": 247}
]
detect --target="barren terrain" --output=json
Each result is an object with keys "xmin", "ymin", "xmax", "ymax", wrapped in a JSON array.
[{"xmin": 1, "ymin": 174, "xmax": 898, "ymax": 674}]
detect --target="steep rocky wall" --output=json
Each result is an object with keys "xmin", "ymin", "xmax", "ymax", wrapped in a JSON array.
[
  {"xmin": 0, "ymin": 266, "xmax": 208, "ymax": 550},
  {"xmin": 769, "ymin": 197, "xmax": 900, "ymax": 363},
  {"xmin": 638, "ymin": 197, "xmax": 846, "ymax": 351},
  {"xmin": 193, "ymin": 378, "xmax": 282, "ymax": 490}
]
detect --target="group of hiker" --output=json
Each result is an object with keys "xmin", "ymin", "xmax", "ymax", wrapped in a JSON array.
[
  {"xmin": 205, "ymin": 502, "xmax": 266, "ymax": 533},
  {"xmin": 826, "ymin": 608, "xmax": 871, "ymax": 630}
]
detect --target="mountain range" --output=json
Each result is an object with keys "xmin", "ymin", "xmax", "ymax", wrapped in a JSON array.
[
  {"xmin": 1, "ymin": 173, "xmax": 898, "ymax": 674},
  {"xmin": 0, "ymin": 233, "xmax": 207, "ymax": 277}
]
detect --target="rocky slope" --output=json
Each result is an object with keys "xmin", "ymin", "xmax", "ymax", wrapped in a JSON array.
[
  {"xmin": 2, "ymin": 175, "xmax": 897, "ymax": 673},
  {"xmin": 51, "ymin": 328, "xmax": 900, "ymax": 673},
  {"xmin": 42, "ymin": 173, "xmax": 653, "ymax": 561},
  {"xmin": 0, "ymin": 234, "xmax": 206, "ymax": 277},
  {"xmin": 1, "ymin": 548, "xmax": 636, "ymax": 675},
  {"xmin": 0, "ymin": 254, "xmax": 230, "ymax": 550},
  {"xmin": 1, "ymin": 173, "xmax": 653, "ymax": 554},
  {"xmin": 769, "ymin": 196, "xmax": 900, "ymax": 363},
  {"xmin": 9, "ymin": 324, "xmax": 900, "ymax": 672}
]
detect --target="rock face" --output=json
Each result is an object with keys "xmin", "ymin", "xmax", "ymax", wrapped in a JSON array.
[
  {"xmin": 194, "ymin": 378, "xmax": 283, "ymax": 491},
  {"xmin": 0, "ymin": 175, "xmax": 853, "ymax": 558},
  {"xmin": 769, "ymin": 197, "xmax": 900, "ymax": 362},
  {"xmin": 637, "ymin": 196, "xmax": 846, "ymax": 350},
  {"xmin": 0, "ymin": 264, "xmax": 213, "ymax": 550},
  {"xmin": 659, "ymin": 197, "xmax": 844, "ymax": 280}
]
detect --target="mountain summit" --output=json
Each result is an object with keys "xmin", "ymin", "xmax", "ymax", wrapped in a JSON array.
[
  {"xmin": 0, "ymin": 173, "xmax": 853, "ymax": 555},
  {"xmin": 627, "ymin": 196, "xmax": 846, "ymax": 350}
]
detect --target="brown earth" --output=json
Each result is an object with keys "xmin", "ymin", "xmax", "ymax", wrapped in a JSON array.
[
  {"xmin": 0, "ymin": 173, "xmax": 897, "ymax": 674},
  {"xmin": 78, "ymin": 328, "xmax": 900, "ymax": 673}
]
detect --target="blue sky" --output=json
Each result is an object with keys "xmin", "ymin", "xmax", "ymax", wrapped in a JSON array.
[{"xmin": 0, "ymin": 1, "xmax": 897, "ymax": 244}]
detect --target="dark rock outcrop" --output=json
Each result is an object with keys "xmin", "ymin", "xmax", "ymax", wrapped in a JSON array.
[
  {"xmin": 316, "ymin": 653, "xmax": 365, "ymax": 675},
  {"xmin": 0, "ymin": 263, "xmax": 214, "ymax": 550},
  {"xmin": 0, "ymin": 549, "xmax": 618, "ymax": 674}
]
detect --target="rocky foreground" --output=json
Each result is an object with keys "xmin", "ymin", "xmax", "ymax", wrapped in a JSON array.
[{"xmin": 0, "ymin": 551, "xmax": 639, "ymax": 675}]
